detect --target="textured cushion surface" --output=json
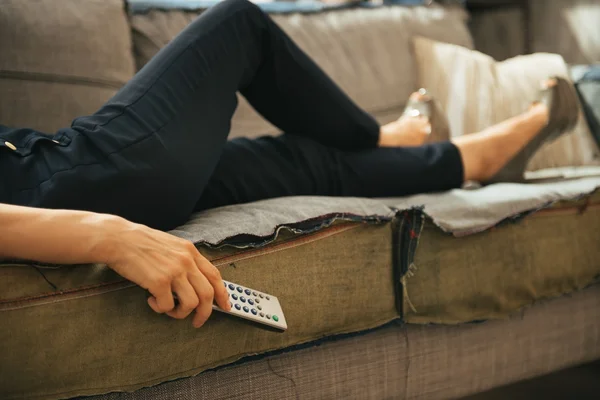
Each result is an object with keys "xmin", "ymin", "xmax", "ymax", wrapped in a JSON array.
[
  {"xmin": 2, "ymin": 180, "xmax": 599, "ymax": 399},
  {"xmin": 130, "ymin": 5, "xmax": 473, "ymax": 139},
  {"xmin": 412, "ymin": 36, "xmax": 600, "ymax": 171},
  {"xmin": 0, "ymin": 0, "xmax": 135, "ymax": 132},
  {"xmin": 84, "ymin": 285, "xmax": 600, "ymax": 400},
  {"xmin": 169, "ymin": 171, "xmax": 600, "ymax": 244},
  {"xmin": 0, "ymin": 222, "xmax": 398, "ymax": 399}
]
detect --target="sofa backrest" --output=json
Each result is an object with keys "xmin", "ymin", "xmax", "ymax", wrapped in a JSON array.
[
  {"xmin": 0, "ymin": 1, "xmax": 472, "ymax": 139},
  {"xmin": 0, "ymin": 0, "xmax": 136, "ymax": 133},
  {"xmin": 130, "ymin": 3, "xmax": 473, "ymax": 138}
]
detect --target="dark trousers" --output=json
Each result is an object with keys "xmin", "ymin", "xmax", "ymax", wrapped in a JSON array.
[{"xmin": 0, "ymin": 0, "xmax": 463, "ymax": 231}]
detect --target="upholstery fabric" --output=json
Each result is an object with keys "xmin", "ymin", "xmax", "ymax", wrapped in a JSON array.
[
  {"xmin": 412, "ymin": 36, "xmax": 600, "ymax": 171},
  {"xmin": 86, "ymin": 284, "xmax": 600, "ymax": 400},
  {"xmin": 0, "ymin": 223, "xmax": 397, "ymax": 399},
  {"xmin": 530, "ymin": 0, "xmax": 600, "ymax": 65},
  {"xmin": 403, "ymin": 191, "xmax": 600, "ymax": 324},
  {"xmin": 0, "ymin": 0, "xmax": 136, "ymax": 133},
  {"xmin": 468, "ymin": 6, "xmax": 526, "ymax": 62},
  {"xmin": 165, "ymin": 173, "xmax": 600, "ymax": 246},
  {"xmin": 468, "ymin": 0, "xmax": 600, "ymax": 65},
  {"xmin": 130, "ymin": 5, "xmax": 473, "ymax": 139},
  {"xmin": 2, "ymin": 177, "xmax": 600, "ymax": 399}
]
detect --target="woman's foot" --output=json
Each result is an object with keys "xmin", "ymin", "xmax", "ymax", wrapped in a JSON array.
[
  {"xmin": 379, "ymin": 89, "xmax": 449, "ymax": 147},
  {"xmin": 454, "ymin": 77, "xmax": 580, "ymax": 184}
]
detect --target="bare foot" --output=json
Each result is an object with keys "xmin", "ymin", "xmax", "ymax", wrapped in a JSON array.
[{"xmin": 379, "ymin": 91, "xmax": 432, "ymax": 147}]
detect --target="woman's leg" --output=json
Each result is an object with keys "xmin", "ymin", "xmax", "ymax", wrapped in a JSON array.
[
  {"xmin": 453, "ymin": 103, "xmax": 550, "ymax": 182},
  {"xmin": 4, "ymin": 0, "xmax": 379, "ymax": 230},
  {"xmin": 195, "ymin": 135, "xmax": 462, "ymax": 211},
  {"xmin": 195, "ymin": 99, "xmax": 551, "ymax": 210}
]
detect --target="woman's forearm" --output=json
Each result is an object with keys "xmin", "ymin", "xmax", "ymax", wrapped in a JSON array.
[
  {"xmin": 0, "ymin": 203, "xmax": 121, "ymax": 264},
  {"xmin": 0, "ymin": 203, "xmax": 230, "ymax": 327}
]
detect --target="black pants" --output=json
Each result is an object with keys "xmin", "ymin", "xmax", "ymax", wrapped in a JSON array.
[{"xmin": 0, "ymin": 0, "xmax": 463, "ymax": 231}]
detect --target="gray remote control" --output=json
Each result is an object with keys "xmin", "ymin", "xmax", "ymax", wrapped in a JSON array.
[{"xmin": 212, "ymin": 280, "xmax": 288, "ymax": 330}]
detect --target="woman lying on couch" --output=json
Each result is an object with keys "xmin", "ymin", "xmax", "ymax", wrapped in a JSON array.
[{"xmin": 0, "ymin": 0, "xmax": 579, "ymax": 328}]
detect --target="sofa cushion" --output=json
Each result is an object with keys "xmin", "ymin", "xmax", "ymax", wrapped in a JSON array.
[
  {"xmin": 413, "ymin": 36, "xmax": 600, "ymax": 171},
  {"xmin": 2, "ymin": 173, "xmax": 600, "ymax": 399},
  {"xmin": 0, "ymin": 0, "xmax": 136, "ymax": 133},
  {"xmin": 130, "ymin": 4, "xmax": 473, "ymax": 139}
]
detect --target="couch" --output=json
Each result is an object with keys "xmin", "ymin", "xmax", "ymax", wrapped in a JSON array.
[{"xmin": 1, "ymin": 1, "xmax": 599, "ymax": 399}]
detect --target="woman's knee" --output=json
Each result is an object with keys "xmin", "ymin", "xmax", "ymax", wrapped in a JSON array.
[{"xmin": 211, "ymin": 0, "xmax": 264, "ymax": 19}]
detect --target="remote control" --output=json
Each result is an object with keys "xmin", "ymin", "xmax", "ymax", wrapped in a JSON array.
[{"xmin": 212, "ymin": 280, "xmax": 287, "ymax": 330}]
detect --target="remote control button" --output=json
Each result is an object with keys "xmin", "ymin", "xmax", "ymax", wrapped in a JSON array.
[
  {"xmin": 259, "ymin": 294, "xmax": 264, "ymax": 298},
  {"xmin": 243, "ymin": 306, "xmax": 249, "ymax": 313},
  {"xmin": 232, "ymin": 294, "xmax": 238, "ymax": 300},
  {"xmin": 251, "ymin": 309, "xmax": 257, "ymax": 315},
  {"xmin": 259, "ymin": 312, "xmax": 265, "ymax": 317},
  {"xmin": 252, "ymin": 291, "xmax": 258, "ymax": 296},
  {"xmin": 257, "ymin": 305, "xmax": 262, "ymax": 311},
  {"xmin": 228, "ymin": 284, "xmax": 235, "ymax": 290},
  {"xmin": 266, "ymin": 314, "xmax": 271, "ymax": 319},
  {"xmin": 266, "ymin": 296, "xmax": 270, "ymax": 300},
  {"xmin": 240, "ymin": 296, "xmax": 246, "ymax": 303},
  {"xmin": 255, "ymin": 299, "xmax": 260, "ymax": 304},
  {"xmin": 244, "ymin": 289, "xmax": 251, "ymax": 295},
  {"xmin": 234, "ymin": 304, "xmax": 241, "ymax": 310},
  {"xmin": 272, "ymin": 315, "xmax": 279, "ymax": 322},
  {"xmin": 248, "ymin": 299, "xmax": 254, "ymax": 305},
  {"xmin": 236, "ymin": 286, "xmax": 243, "ymax": 293}
]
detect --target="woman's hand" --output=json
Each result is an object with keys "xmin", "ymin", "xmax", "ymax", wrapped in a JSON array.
[
  {"xmin": 0, "ymin": 203, "xmax": 229, "ymax": 328},
  {"xmin": 96, "ymin": 217, "xmax": 231, "ymax": 328}
]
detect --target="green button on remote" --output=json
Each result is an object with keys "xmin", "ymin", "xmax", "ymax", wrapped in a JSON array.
[{"xmin": 272, "ymin": 315, "xmax": 279, "ymax": 322}]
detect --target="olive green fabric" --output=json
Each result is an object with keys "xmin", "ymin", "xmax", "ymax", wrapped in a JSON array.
[
  {"xmin": 86, "ymin": 284, "xmax": 600, "ymax": 400},
  {"xmin": 0, "ymin": 223, "xmax": 397, "ymax": 400},
  {"xmin": 0, "ymin": 0, "xmax": 135, "ymax": 132},
  {"xmin": 403, "ymin": 191, "xmax": 600, "ymax": 324}
]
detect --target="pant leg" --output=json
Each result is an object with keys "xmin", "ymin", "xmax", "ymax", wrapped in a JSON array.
[
  {"xmin": 195, "ymin": 135, "xmax": 464, "ymax": 211},
  {"xmin": 1, "ymin": 0, "xmax": 378, "ymax": 230}
]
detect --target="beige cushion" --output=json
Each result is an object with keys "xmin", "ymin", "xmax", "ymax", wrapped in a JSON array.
[
  {"xmin": 413, "ymin": 36, "xmax": 600, "ymax": 171},
  {"xmin": 131, "ymin": 5, "xmax": 473, "ymax": 139},
  {"xmin": 0, "ymin": 0, "xmax": 136, "ymax": 133}
]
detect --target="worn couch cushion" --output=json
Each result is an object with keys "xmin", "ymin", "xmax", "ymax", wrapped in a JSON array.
[
  {"xmin": 130, "ymin": 4, "xmax": 473, "ymax": 139},
  {"xmin": 412, "ymin": 36, "xmax": 600, "ymax": 171},
  {"xmin": 0, "ymin": 0, "xmax": 135, "ymax": 132},
  {"xmin": 2, "ymin": 174, "xmax": 600, "ymax": 399}
]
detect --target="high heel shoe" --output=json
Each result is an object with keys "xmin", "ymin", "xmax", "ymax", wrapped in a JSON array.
[
  {"xmin": 402, "ymin": 88, "xmax": 450, "ymax": 143},
  {"xmin": 486, "ymin": 77, "xmax": 580, "ymax": 184}
]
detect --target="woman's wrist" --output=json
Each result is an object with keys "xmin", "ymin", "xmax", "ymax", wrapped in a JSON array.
[{"xmin": 83, "ymin": 212, "xmax": 132, "ymax": 265}]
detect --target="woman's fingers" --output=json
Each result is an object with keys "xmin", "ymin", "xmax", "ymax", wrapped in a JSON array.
[
  {"xmin": 188, "ymin": 271, "xmax": 216, "ymax": 328},
  {"xmin": 166, "ymin": 278, "xmax": 199, "ymax": 320},
  {"xmin": 196, "ymin": 255, "xmax": 230, "ymax": 311},
  {"xmin": 105, "ymin": 219, "xmax": 230, "ymax": 328},
  {"xmin": 147, "ymin": 277, "xmax": 176, "ymax": 314}
]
